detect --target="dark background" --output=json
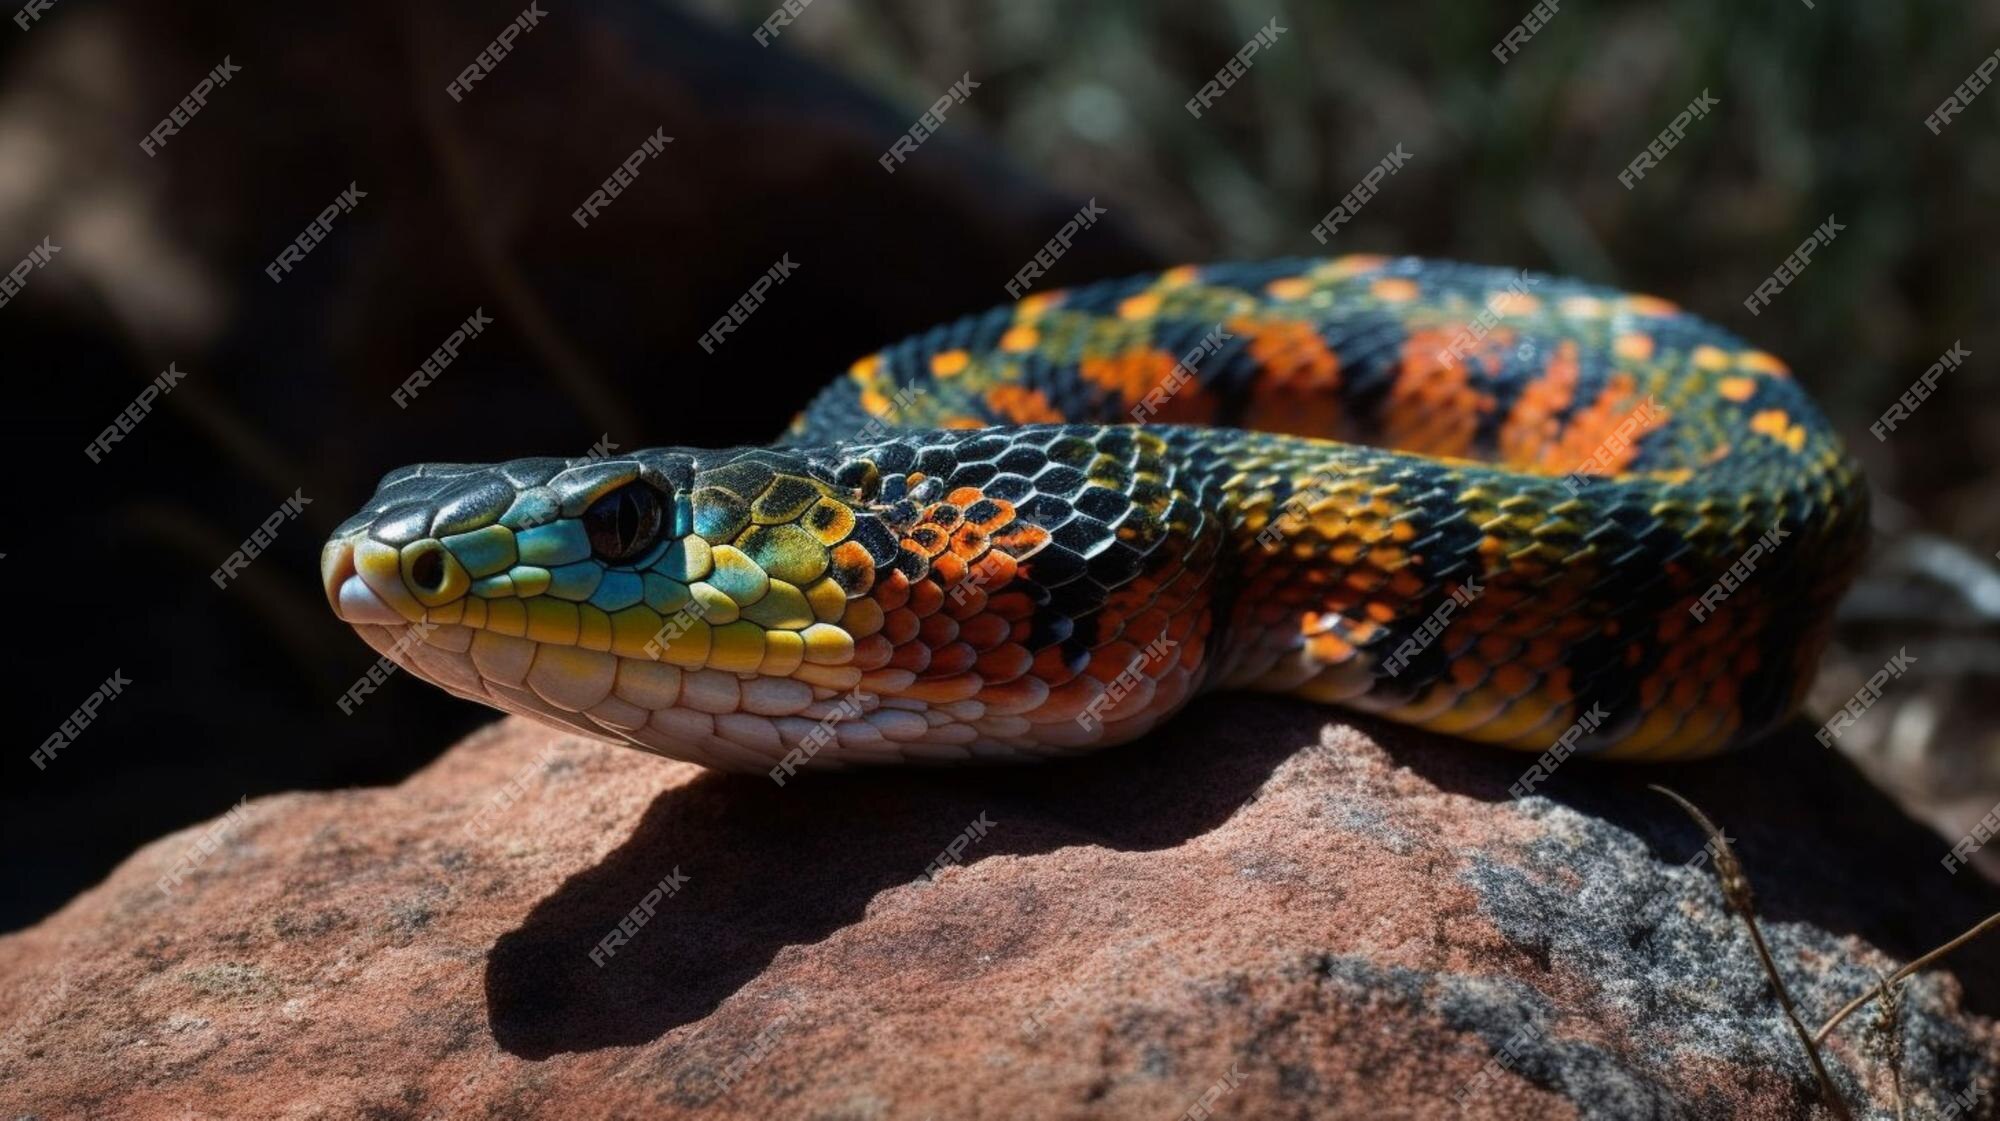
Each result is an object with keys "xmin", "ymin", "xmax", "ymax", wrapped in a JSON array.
[{"xmin": 5, "ymin": 0, "xmax": 1998, "ymax": 931}]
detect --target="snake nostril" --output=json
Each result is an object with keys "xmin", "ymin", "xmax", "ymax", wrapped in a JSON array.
[{"xmin": 409, "ymin": 547, "xmax": 447, "ymax": 594}]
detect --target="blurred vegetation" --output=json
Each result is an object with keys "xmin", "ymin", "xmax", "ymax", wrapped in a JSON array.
[{"xmin": 692, "ymin": 0, "xmax": 2000, "ymax": 838}]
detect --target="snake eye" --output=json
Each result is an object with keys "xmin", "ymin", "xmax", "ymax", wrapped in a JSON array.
[{"xmin": 583, "ymin": 483, "xmax": 666, "ymax": 563}]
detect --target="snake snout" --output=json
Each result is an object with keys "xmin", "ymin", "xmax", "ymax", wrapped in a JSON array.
[{"xmin": 321, "ymin": 532, "xmax": 426, "ymax": 626}]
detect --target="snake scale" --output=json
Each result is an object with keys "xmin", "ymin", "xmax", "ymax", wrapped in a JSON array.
[{"xmin": 321, "ymin": 255, "xmax": 1869, "ymax": 772}]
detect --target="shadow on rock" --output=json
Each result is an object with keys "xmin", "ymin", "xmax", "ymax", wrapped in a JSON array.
[{"xmin": 484, "ymin": 695, "xmax": 1303, "ymax": 1058}]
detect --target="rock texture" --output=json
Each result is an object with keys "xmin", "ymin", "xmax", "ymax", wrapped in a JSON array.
[{"xmin": 3, "ymin": 702, "xmax": 1998, "ymax": 1120}]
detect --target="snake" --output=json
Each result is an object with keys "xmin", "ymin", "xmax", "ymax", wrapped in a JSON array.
[{"xmin": 320, "ymin": 255, "xmax": 1869, "ymax": 773}]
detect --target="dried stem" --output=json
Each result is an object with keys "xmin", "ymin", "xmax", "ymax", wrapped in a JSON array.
[
  {"xmin": 1649, "ymin": 785, "xmax": 1853, "ymax": 1121},
  {"xmin": 1813, "ymin": 909, "xmax": 2000, "ymax": 1045}
]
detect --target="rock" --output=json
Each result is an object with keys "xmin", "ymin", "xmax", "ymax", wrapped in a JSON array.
[{"xmin": 2, "ymin": 702, "xmax": 1997, "ymax": 1120}]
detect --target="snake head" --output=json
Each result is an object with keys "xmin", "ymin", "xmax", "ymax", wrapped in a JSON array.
[
  {"xmin": 321, "ymin": 447, "xmax": 909, "ymax": 769},
  {"xmin": 323, "ymin": 429, "xmax": 1211, "ymax": 774}
]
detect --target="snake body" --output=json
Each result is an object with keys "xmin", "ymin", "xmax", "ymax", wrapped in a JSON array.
[{"xmin": 321, "ymin": 256, "xmax": 1868, "ymax": 771}]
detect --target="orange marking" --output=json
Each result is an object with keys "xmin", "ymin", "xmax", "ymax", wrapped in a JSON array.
[
  {"xmin": 1691, "ymin": 345, "xmax": 1730, "ymax": 371},
  {"xmin": 1489, "ymin": 291, "xmax": 1540, "ymax": 317},
  {"xmin": 1717, "ymin": 377, "xmax": 1756, "ymax": 402},
  {"xmin": 1017, "ymin": 292, "xmax": 1061, "ymax": 318},
  {"xmin": 1613, "ymin": 332, "xmax": 1655, "ymax": 361},
  {"xmin": 1118, "ymin": 292, "xmax": 1163, "ymax": 319},
  {"xmin": 1546, "ymin": 371, "xmax": 1670, "ymax": 476},
  {"xmin": 999, "ymin": 325, "xmax": 1039, "ymax": 352},
  {"xmin": 1371, "ymin": 277, "xmax": 1419, "ymax": 302},
  {"xmin": 984, "ymin": 384, "xmax": 1065, "ymax": 424},
  {"xmin": 1319, "ymin": 255, "xmax": 1388, "ymax": 279},
  {"xmin": 1079, "ymin": 348, "xmax": 1214, "ymax": 420},
  {"xmin": 1750, "ymin": 409, "xmax": 1790, "ymax": 437},
  {"xmin": 1738, "ymin": 350, "xmax": 1791, "ymax": 377},
  {"xmin": 1383, "ymin": 328, "xmax": 1497, "ymax": 458},
  {"xmin": 1622, "ymin": 295, "xmax": 1679, "ymax": 317},
  {"xmin": 930, "ymin": 350, "xmax": 970, "ymax": 377},
  {"xmin": 1266, "ymin": 276, "xmax": 1313, "ymax": 301},
  {"xmin": 1498, "ymin": 339, "xmax": 1579, "ymax": 468},
  {"xmin": 1228, "ymin": 316, "xmax": 1343, "ymax": 437},
  {"xmin": 1161, "ymin": 264, "xmax": 1201, "ymax": 288},
  {"xmin": 1750, "ymin": 408, "xmax": 1807, "ymax": 451}
]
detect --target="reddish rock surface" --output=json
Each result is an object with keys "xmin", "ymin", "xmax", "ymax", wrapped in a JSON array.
[{"xmin": 3, "ymin": 701, "xmax": 1998, "ymax": 1120}]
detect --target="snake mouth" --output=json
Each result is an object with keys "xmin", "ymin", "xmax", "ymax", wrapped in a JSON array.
[{"xmin": 321, "ymin": 533, "xmax": 416, "ymax": 626}]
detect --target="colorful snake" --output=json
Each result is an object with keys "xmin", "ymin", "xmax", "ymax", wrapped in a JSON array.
[{"xmin": 321, "ymin": 255, "xmax": 1869, "ymax": 772}]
